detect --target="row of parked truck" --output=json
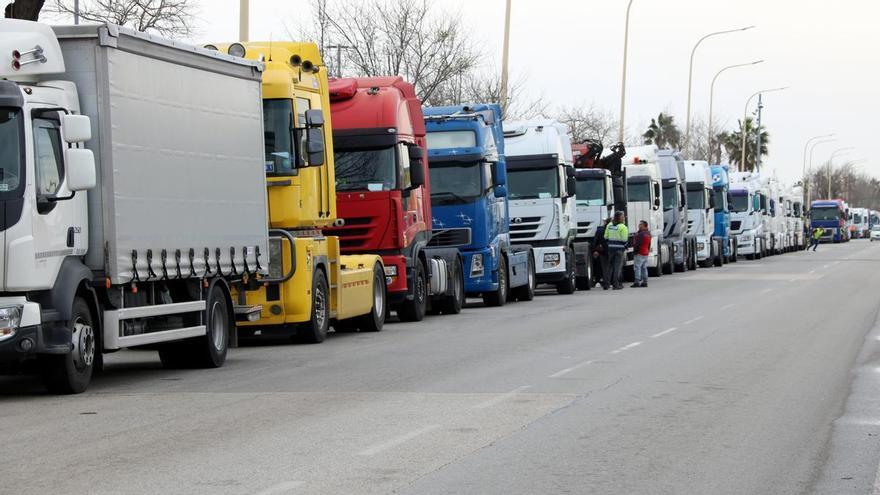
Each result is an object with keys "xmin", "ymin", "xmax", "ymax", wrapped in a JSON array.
[{"xmin": 0, "ymin": 20, "xmax": 862, "ymax": 394}]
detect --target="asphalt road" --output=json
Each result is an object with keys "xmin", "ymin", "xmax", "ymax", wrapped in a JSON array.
[{"xmin": 3, "ymin": 240, "xmax": 880, "ymax": 495}]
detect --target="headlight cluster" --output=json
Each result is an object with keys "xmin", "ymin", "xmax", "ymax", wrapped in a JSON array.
[
  {"xmin": 470, "ymin": 254, "xmax": 484, "ymax": 277},
  {"xmin": 543, "ymin": 252, "xmax": 561, "ymax": 269},
  {"xmin": 697, "ymin": 242, "xmax": 706, "ymax": 250},
  {"xmin": 0, "ymin": 305, "xmax": 22, "ymax": 342},
  {"xmin": 384, "ymin": 264, "xmax": 398, "ymax": 285},
  {"xmin": 268, "ymin": 238, "xmax": 284, "ymax": 279},
  {"xmin": 740, "ymin": 233, "xmax": 753, "ymax": 242}
]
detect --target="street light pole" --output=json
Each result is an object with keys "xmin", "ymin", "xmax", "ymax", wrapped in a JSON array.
[
  {"xmin": 806, "ymin": 138, "xmax": 836, "ymax": 205},
  {"xmin": 684, "ymin": 26, "xmax": 755, "ymax": 146},
  {"xmin": 499, "ymin": 0, "xmax": 512, "ymax": 113},
  {"xmin": 802, "ymin": 134, "xmax": 834, "ymax": 179},
  {"xmin": 74, "ymin": 0, "xmax": 80, "ymax": 24},
  {"xmin": 239, "ymin": 0, "xmax": 249, "ymax": 42},
  {"xmin": 707, "ymin": 60, "xmax": 763, "ymax": 164},
  {"xmin": 618, "ymin": 0, "xmax": 634, "ymax": 143},
  {"xmin": 827, "ymin": 148, "xmax": 855, "ymax": 198},
  {"xmin": 740, "ymin": 86, "xmax": 788, "ymax": 171}
]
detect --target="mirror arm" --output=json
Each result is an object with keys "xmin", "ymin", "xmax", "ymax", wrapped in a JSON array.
[{"xmin": 45, "ymin": 191, "xmax": 76, "ymax": 202}]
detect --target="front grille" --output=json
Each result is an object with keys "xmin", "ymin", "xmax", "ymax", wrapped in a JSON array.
[
  {"xmin": 510, "ymin": 216, "xmax": 544, "ymax": 241},
  {"xmin": 429, "ymin": 228, "xmax": 472, "ymax": 247},
  {"xmin": 731, "ymin": 220, "xmax": 742, "ymax": 231},
  {"xmin": 576, "ymin": 221, "xmax": 593, "ymax": 239},
  {"xmin": 329, "ymin": 216, "xmax": 379, "ymax": 251}
]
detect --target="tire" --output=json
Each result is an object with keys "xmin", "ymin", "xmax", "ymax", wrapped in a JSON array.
[
  {"xmin": 438, "ymin": 260, "xmax": 464, "ymax": 315},
  {"xmin": 398, "ymin": 260, "xmax": 427, "ymax": 321},
  {"xmin": 556, "ymin": 248, "xmax": 577, "ymax": 295},
  {"xmin": 674, "ymin": 243, "xmax": 686, "ymax": 273},
  {"xmin": 649, "ymin": 251, "xmax": 662, "ymax": 277},
  {"xmin": 40, "ymin": 297, "xmax": 96, "ymax": 394},
  {"xmin": 730, "ymin": 244, "xmax": 738, "ymax": 263},
  {"xmin": 194, "ymin": 284, "xmax": 230, "ymax": 367},
  {"xmin": 663, "ymin": 243, "xmax": 674, "ymax": 275},
  {"xmin": 513, "ymin": 254, "xmax": 537, "ymax": 301},
  {"xmin": 298, "ymin": 269, "xmax": 330, "ymax": 343},
  {"xmin": 356, "ymin": 263, "xmax": 387, "ymax": 331},
  {"xmin": 483, "ymin": 255, "xmax": 509, "ymax": 306}
]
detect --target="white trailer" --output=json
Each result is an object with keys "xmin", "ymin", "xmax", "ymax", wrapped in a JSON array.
[{"xmin": 0, "ymin": 21, "xmax": 269, "ymax": 393}]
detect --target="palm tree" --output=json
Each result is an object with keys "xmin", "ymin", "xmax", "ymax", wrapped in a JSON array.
[
  {"xmin": 723, "ymin": 117, "xmax": 769, "ymax": 171},
  {"xmin": 642, "ymin": 112, "xmax": 682, "ymax": 149}
]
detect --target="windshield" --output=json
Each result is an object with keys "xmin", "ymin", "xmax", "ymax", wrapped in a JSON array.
[
  {"xmin": 854, "ymin": 213, "xmax": 862, "ymax": 223},
  {"xmin": 730, "ymin": 192, "xmax": 749, "ymax": 213},
  {"xmin": 0, "ymin": 108, "xmax": 23, "ymax": 198},
  {"xmin": 628, "ymin": 180, "xmax": 650, "ymax": 202},
  {"xmin": 430, "ymin": 161, "xmax": 482, "ymax": 205},
  {"xmin": 662, "ymin": 185, "xmax": 676, "ymax": 210},
  {"xmin": 713, "ymin": 187, "xmax": 727, "ymax": 212},
  {"xmin": 575, "ymin": 178, "xmax": 605, "ymax": 206},
  {"xmin": 426, "ymin": 130, "xmax": 477, "ymax": 149},
  {"xmin": 508, "ymin": 168, "xmax": 559, "ymax": 199},
  {"xmin": 811, "ymin": 207, "xmax": 841, "ymax": 221},
  {"xmin": 687, "ymin": 189, "xmax": 704, "ymax": 209},
  {"xmin": 335, "ymin": 147, "xmax": 397, "ymax": 192}
]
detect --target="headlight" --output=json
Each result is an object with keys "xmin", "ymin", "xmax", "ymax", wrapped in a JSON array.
[
  {"xmin": 697, "ymin": 242, "xmax": 705, "ymax": 250},
  {"xmin": 383, "ymin": 265, "xmax": 398, "ymax": 277},
  {"xmin": 0, "ymin": 305, "xmax": 22, "ymax": 341},
  {"xmin": 470, "ymin": 254, "xmax": 484, "ymax": 277},
  {"xmin": 543, "ymin": 252, "xmax": 561, "ymax": 269},
  {"xmin": 740, "ymin": 233, "xmax": 753, "ymax": 241},
  {"xmin": 267, "ymin": 238, "xmax": 283, "ymax": 279}
]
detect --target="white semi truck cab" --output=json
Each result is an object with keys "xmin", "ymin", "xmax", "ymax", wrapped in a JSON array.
[
  {"xmin": 0, "ymin": 20, "xmax": 269, "ymax": 393},
  {"xmin": 684, "ymin": 160, "xmax": 715, "ymax": 265},
  {"xmin": 729, "ymin": 171, "xmax": 765, "ymax": 259},
  {"xmin": 503, "ymin": 120, "xmax": 581, "ymax": 294},
  {"xmin": 623, "ymin": 146, "xmax": 670, "ymax": 277}
]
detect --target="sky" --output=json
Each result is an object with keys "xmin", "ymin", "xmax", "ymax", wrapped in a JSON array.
[{"xmin": 178, "ymin": 0, "xmax": 879, "ymax": 184}]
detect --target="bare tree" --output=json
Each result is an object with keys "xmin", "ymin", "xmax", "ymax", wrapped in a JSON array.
[
  {"xmin": 557, "ymin": 103, "xmax": 618, "ymax": 144},
  {"xmin": 290, "ymin": 0, "xmax": 479, "ymax": 104},
  {"xmin": 48, "ymin": 0, "xmax": 196, "ymax": 38},
  {"xmin": 5, "ymin": 0, "xmax": 45, "ymax": 19},
  {"xmin": 808, "ymin": 162, "xmax": 880, "ymax": 208}
]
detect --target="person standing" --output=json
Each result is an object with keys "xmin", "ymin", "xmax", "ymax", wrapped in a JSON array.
[
  {"xmin": 604, "ymin": 211, "xmax": 629, "ymax": 290},
  {"xmin": 593, "ymin": 218, "xmax": 611, "ymax": 289},
  {"xmin": 810, "ymin": 226, "xmax": 825, "ymax": 251},
  {"xmin": 631, "ymin": 221, "xmax": 652, "ymax": 288}
]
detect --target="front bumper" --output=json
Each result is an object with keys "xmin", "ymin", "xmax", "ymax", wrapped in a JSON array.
[
  {"xmin": 461, "ymin": 248, "xmax": 499, "ymax": 294},
  {"xmin": 533, "ymin": 246, "xmax": 568, "ymax": 283},
  {"xmin": 736, "ymin": 232, "xmax": 757, "ymax": 254},
  {"xmin": 695, "ymin": 237, "xmax": 711, "ymax": 260}
]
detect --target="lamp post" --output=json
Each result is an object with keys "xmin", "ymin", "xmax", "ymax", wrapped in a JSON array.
[
  {"xmin": 805, "ymin": 138, "xmax": 836, "ymax": 205},
  {"xmin": 239, "ymin": 0, "xmax": 249, "ymax": 42},
  {"xmin": 802, "ymin": 134, "xmax": 834, "ymax": 179},
  {"xmin": 684, "ymin": 26, "xmax": 755, "ymax": 145},
  {"xmin": 618, "ymin": 0, "xmax": 634, "ymax": 143},
  {"xmin": 499, "ymin": 0, "xmax": 512, "ymax": 112},
  {"xmin": 827, "ymin": 147, "xmax": 855, "ymax": 198},
  {"xmin": 707, "ymin": 60, "xmax": 763, "ymax": 164},
  {"xmin": 740, "ymin": 86, "xmax": 788, "ymax": 171}
]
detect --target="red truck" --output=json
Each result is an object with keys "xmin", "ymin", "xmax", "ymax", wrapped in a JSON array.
[{"xmin": 326, "ymin": 77, "xmax": 464, "ymax": 322}]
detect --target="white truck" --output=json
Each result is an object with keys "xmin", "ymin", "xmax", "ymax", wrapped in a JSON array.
[
  {"xmin": 504, "ymin": 120, "xmax": 582, "ymax": 294},
  {"xmin": 788, "ymin": 184, "xmax": 807, "ymax": 250},
  {"xmin": 657, "ymin": 149, "xmax": 697, "ymax": 272},
  {"xmin": 684, "ymin": 160, "xmax": 716, "ymax": 267},
  {"xmin": 762, "ymin": 175, "xmax": 786, "ymax": 255},
  {"xmin": 622, "ymin": 146, "xmax": 671, "ymax": 277},
  {"xmin": 729, "ymin": 171, "xmax": 765, "ymax": 259},
  {"xmin": 0, "ymin": 21, "xmax": 269, "ymax": 393},
  {"xmin": 573, "ymin": 166, "xmax": 614, "ymax": 289},
  {"xmin": 852, "ymin": 207, "xmax": 870, "ymax": 238}
]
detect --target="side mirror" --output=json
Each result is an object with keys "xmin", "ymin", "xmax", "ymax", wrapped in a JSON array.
[
  {"xmin": 708, "ymin": 191, "xmax": 717, "ymax": 209},
  {"xmin": 493, "ymin": 184, "xmax": 508, "ymax": 198},
  {"xmin": 652, "ymin": 182, "xmax": 661, "ymax": 210},
  {"xmin": 491, "ymin": 161, "xmax": 506, "ymax": 187},
  {"xmin": 305, "ymin": 108, "xmax": 324, "ymax": 128},
  {"xmin": 305, "ymin": 127, "xmax": 325, "ymax": 167},
  {"xmin": 410, "ymin": 160, "xmax": 426, "ymax": 188},
  {"xmin": 66, "ymin": 148, "xmax": 96, "ymax": 191},
  {"xmin": 566, "ymin": 176, "xmax": 577, "ymax": 198},
  {"xmin": 61, "ymin": 114, "xmax": 92, "ymax": 143}
]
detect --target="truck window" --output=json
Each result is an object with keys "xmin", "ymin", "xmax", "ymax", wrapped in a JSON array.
[
  {"xmin": 32, "ymin": 116, "xmax": 64, "ymax": 197},
  {"xmin": 0, "ymin": 108, "xmax": 23, "ymax": 198},
  {"xmin": 263, "ymin": 99, "xmax": 294, "ymax": 174},
  {"xmin": 575, "ymin": 178, "xmax": 605, "ymax": 206},
  {"xmin": 729, "ymin": 192, "xmax": 749, "ymax": 213},
  {"xmin": 662, "ymin": 184, "xmax": 676, "ymax": 210},
  {"xmin": 627, "ymin": 179, "xmax": 650, "ymax": 202},
  {"xmin": 334, "ymin": 147, "xmax": 398, "ymax": 191},
  {"xmin": 426, "ymin": 130, "xmax": 477, "ymax": 149},
  {"xmin": 429, "ymin": 161, "xmax": 483, "ymax": 205},
  {"xmin": 508, "ymin": 168, "xmax": 559, "ymax": 199},
  {"xmin": 686, "ymin": 187, "xmax": 704, "ymax": 209}
]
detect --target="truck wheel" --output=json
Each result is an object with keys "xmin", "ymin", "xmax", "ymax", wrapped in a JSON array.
[
  {"xmin": 483, "ymin": 255, "xmax": 509, "ymax": 306},
  {"xmin": 39, "ymin": 297, "xmax": 96, "ymax": 394},
  {"xmin": 730, "ymin": 243, "xmax": 739, "ymax": 263},
  {"xmin": 576, "ymin": 253, "xmax": 592, "ymax": 290},
  {"xmin": 195, "ymin": 284, "xmax": 230, "ymax": 367},
  {"xmin": 663, "ymin": 243, "xmax": 674, "ymax": 275},
  {"xmin": 298, "ymin": 269, "xmax": 330, "ymax": 343},
  {"xmin": 438, "ymin": 260, "xmax": 464, "ymax": 315},
  {"xmin": 514, "ymin": 254, "xmax": 537, "ymax": 301},
  {"xmin": 357, "ymin": 263, "xmax": 387, "ymax": 332},
  {"xmin": 398, "ymin": 260, "xmax": 427, "ymax": 321},
  {"xmin": 556, "ymin": 249, "xmax": 576, "ymax": 295},
  {"xmin": 649, "ymin": 252, "xmax": 662, "ymax": 277}
]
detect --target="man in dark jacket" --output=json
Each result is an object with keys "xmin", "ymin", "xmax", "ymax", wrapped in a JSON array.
[{"xmin": 593, "ymin": 218, "xmax": 611, "ymax": 289}]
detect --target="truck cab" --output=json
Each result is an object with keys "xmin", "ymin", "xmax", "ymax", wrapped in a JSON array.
[
  {"xmin": 711, "ymin": 165, "xmax": 735, "ymax": 263},
  {"xmin": 851, "ymin": 207, "xmax": 869, "ymax": 239},
  {"xmin": 810, "ymin": 199, "xmax": 848, "ymax": 242},
  {"xmin": 572, "ymin": 166, "xmax": 614, "ymax": 288},
  {"xmin": 789, "ymin": 185, "xmax": 806, "ymax": 250},
  {"xmin": 623, "ymin": 146, "xmax": 670, "ymax": 276},
  {"xmin": 729, "ymin": 171, "xmax": 765, "ymax": 260},
  {"xmin": 423, "ymin": 104, "xmax": 535, "ymax": 306},
  {"xmin": 326, "ymin": 77, "xmax": 464, "ymax": 321},
  {"xmin": 657, "ymin": 150, "xmax": 696, "ymax": 272},
  {"xmin": 684, "ymin": 160, "xmax": 716, "ymax": 266},
  {"xmin": 503, "ymin": 120, "xmax": 581, "ymax": 294}
]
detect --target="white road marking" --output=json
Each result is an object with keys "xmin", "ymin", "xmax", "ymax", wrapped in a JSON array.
[
  {"xmin": 761, "ymin": 288, "xmax": 774, "ymax": 294},
  {"xmin": 683, "ymin": 316, "xmax": 704, "ymax": 325},
  {"xmin": 549, "ymin": 360, "xmax": 594, "ymax": 378},
  {"xmin": 650, "ymin": 327, "xmax": 678, "ymax": 339},
  {"xmin": 473, "ymin": 385, "xmax": 533, "ymax": 410},
  {"xmin": 254, "ymin": 481, "xmax": 305, "ymax": 495},
  {"xmin": 832, "ymin": 261, "xmax": 840, "ymax": 265},
  {"xmin": 822, "ymin": 264, "xmax": 829, "ymax": 269},
  {"xmin": 357, "ymin": 424, "xmax": 441, "ymax": 456},
  {"xmin": 720, "ymin": 303, "xmax": 736, "ymax": 310},
  {"xmin": 809, "ymin": 270, "xmax": 816, "ymax": 274},
  {"xmin": 610, "ymin": 341, "xmax": 643, "ymax": 354}
]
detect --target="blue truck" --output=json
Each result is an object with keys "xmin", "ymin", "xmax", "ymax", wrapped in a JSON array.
[
  {"xmin": 710, "ymin": 165, "xmax": 736, "ymax": 264},
  {"xmin": 423, "ymin": 104, "xmax": 536, "ymax": 306},
  {"xmin": 809, "ymin": 199, "xmax": 848, "ymax": 243}
]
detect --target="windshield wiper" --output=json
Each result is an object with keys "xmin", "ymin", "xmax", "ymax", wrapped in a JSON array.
[{"xmin": 431, "ymin": 191, "xmax": 467, "ymax": 203}]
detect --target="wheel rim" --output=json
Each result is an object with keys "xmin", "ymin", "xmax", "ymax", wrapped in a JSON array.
[
  {"xmin": 373, "ymin": 273, "xmax": 384, "ymax": 316},
  {"xmin": 315, "ymin": 283, "xmax": 327, "ymax": 329},
  {"xmin": 71, "ymin": 317, "xmax": 94, "ymax": 372},
  {"xmin": 210, "ymin": 300, "xmax": 226, "ymax": 351},
  {"xmin": 528, "ymin": 260, "xmax": 535, "ymax": 290},
  {"xmin": 416, "ymin": 269, "xmax": 426, "ymax": 305},
  {"xmin": 499, "ymin": 261, "xmax": 507, "ymax": 299}
]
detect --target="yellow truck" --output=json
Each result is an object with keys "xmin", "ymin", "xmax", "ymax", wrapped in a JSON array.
[{"xmin": 210, "ymin": 41, "xmax": 386, "ymax": 342}]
